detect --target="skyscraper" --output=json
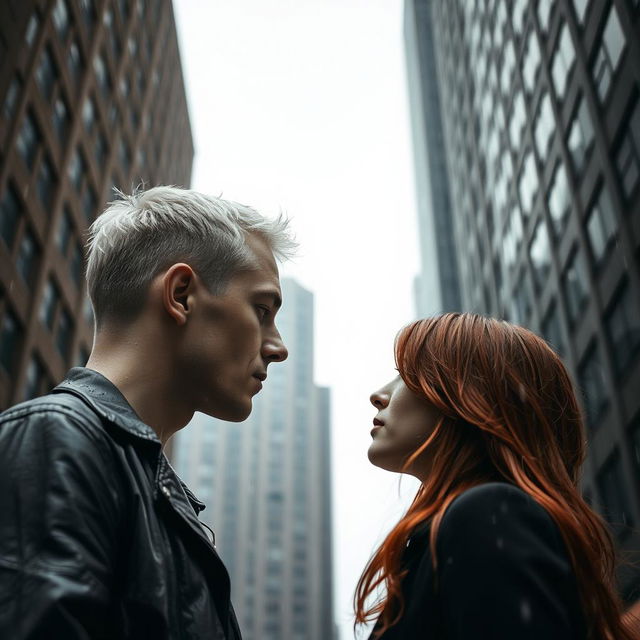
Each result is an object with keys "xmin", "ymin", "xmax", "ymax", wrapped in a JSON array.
[
  {"xmin": 0, "ymin": 0, "xmax": 193, "ymax": 408},
  {"xmin": 404, "ymin": 0, "xmax": 462, "ymax": 317},
  {"xmin": 173, "ymin": 278, "xmax": 334, "ymax": 640},
  {"xmin": 406, "ymin": 0, "xmax": 640, "ymax": 601}
]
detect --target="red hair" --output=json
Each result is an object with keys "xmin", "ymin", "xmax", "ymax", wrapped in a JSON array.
[{"xmin": 354, "ymin": 313, "xmax": 636, "ymax": 639}]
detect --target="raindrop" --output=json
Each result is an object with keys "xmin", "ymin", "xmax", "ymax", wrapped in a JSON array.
[{"xmin": 520, "ymin": 599, "xmax": 532, "ymax": 623}]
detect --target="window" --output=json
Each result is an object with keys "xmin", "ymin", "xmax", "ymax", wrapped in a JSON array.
[
  {"xmin": 551, "ymin": 24, "xmax": 576, "ymax": 100},
  {"xmin": 40, "ymin": 279, "xmax": 59, "ymax": 329},
  {"xmin": 56, "ymin": 207, "xmax": 73, "ymax": 254},
  {"xmin": 95, "ymin": 131, "xmax": 108, "ymax": 167},
  {"xmin": 93, "ymin": 53, "xmax": 110, "ymax": 95},
  {"xmin": 16, "ymin": 112, "xmax": 40, "ymax": 169},
  {"xmin": 512, "ymin": 0, "xmax": 528, "ymax": 34},
  {"xmin": 56, "ymin": 308, "xmax": 73, "ymax": 358},
  {"xmin": 68, "ymin": 148, "xmax": 86, "ymax": 191},
  {"xmin": 37, "ymin": 156, "xmax": 56, "ymax": 210},
  {"xmin": 509, "ymin": 91, "xmax": 526, "ymax": 150},
  {"xmin": 534, "ymin": 92, "xmax": 555, "ymax": 161},
  {"xmin": 522, "ymin": 30, "xmax": 541, "ymax": 94},
  {"xmin": 597, "ymin": 451, "xmax": 634, "ymax": 535},
  {"xmin": 502, "ymin": 205, "xmax": 524, "ymax": 272},
  {"xmin": 501, "ymin": 39, "xmax": 516, "ymax": 97},
  {"xmin": 537, "ymin": 0, "xmax": 554, "ymax": 32},
  {"xmin": 82, "ymin": 184, "xmax": 97, "ymax": 222},
  {"xmin": 52, "ymin": 0, "xmax": 70, "ymax": 39},
  {"xmin": 2, "ymin": 76, "xmax": 21, "ymax": 120},
  {"xmin": 16, "ymin": 229, "xmax": 39, "ymax": 286},
  {"xmin": 52, "ymin": 96, "xmax": 70, "ymax": 142},
  {"xmin": 69, "ymin": 243, "xmax": 83, "ymax": 287},
  {"xmin": 118, "ymin": 139, "xmax": 131, "ymax": 171},
  {"xmin": 23, "ymin": 355, "xmax": 49, "ymax": 400},
  {"xmin": 529, "ymin": 219, "xmax": 551, "ymax": 289},
  {"xmin": 0, "ymin": 185, "xmax": 21, "ymax": 249},
  {"xmin": 68, "ymin": 40, "xmax": 84, "ymax": 84},
  {"xmin": 615, "ymin": 101, "xmax": 640, "ymax": 198},
  {"xmin": 547, "ymin": 162, "xmax": 571, "ymax": 237},
  {"xmin": 578, "ymin": 343, "xmax": 608, "ymax": 430},
  {"xmin": 79, "ymin": 0, "xmax": 96, "ymax": 30},
  {"xmin": 518, "ymin": 151, "xmax": 538, "ymax": 216},
  {"xmin": 572, "ymin": 0, "xmax": 589, "ymax": 23},
  {"xmin": 25, "ymin": 13, "xmax": 40, "ymax": 46},
  {"xmin": 567, "ymin": 97, "xmax": 595, "ymax": 177},
  {"xmin": 82, "ymin": 96, "xmax": 96, "ymax": 132},
  {"xmin": 35, "ymin": 47, "xmax": 57, "ymax": 100},
  {"xmin": 0, "ymin": 307, "xmax": 20, "ymax": 374},
  {"xmin": 586, "ymin": 186, "xmax": 617, "ymax": 265},
  {"xmin": 562, "ymin": 249, "xmax": 589, "ymax": 324},
  {"xmin": 604, "ymin": 281, "xmax": 640, "ymax": 377},
  {"xmin": 511, "ymin": 273, "xmax": 532, "ymax": 324},
  {"xmin": 592, "ymin": 6, "xmax": 626, "ymax": 102},
  {"xmin": 542, "ymin": 301, "xmax": 565, "ymax": 356}
]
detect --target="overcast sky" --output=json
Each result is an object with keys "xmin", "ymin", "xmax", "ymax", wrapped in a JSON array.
[{"xmin": 173, "ymin": 2, "xmax": 421, "ymax": 637}]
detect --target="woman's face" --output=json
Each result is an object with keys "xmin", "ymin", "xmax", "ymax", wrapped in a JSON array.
[{"xmin": 368, "ymin": 376, "xmax": 441, "ymax": 478}]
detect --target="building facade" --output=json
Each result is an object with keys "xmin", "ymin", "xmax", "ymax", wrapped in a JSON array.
[
  {"xmin": 407, "ymin": 0, "xmax": 640, "ymax": 601},
  {"xmin": 404, "ymin": 0, "xmax": 462, "ymax": 317},
  {"xmin": 173, "ymin": 278, "xmax": 334, "ymax": 640},
  {"xmin": 0, "ymin": 0, "xmax": 193, "ymax": 408}
]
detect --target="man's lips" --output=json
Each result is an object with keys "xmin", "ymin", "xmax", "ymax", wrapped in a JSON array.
[{"xmin": 371, "ymin": 417, "xmax": 384, "ymax": 436}]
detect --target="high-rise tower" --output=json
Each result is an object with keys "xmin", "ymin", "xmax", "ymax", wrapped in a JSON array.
[
  {"xmin": 173, "ymin": 278, "xmax": 334, "ymax": 640},
  {"xmin": 0, "ymin": 0, "xmax": 193, "ymax": 408}
]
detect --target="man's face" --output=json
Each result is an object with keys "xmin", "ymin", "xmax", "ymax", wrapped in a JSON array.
[{"xmin": 179, "ymin": 234, "xmax": 288, "ymax": 421}]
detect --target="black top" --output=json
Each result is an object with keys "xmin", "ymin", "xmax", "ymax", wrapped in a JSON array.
[
  {"xmin": 371, "ymin": 482, "xmax": 587, "ymax": 639},
  {"xmin": 0, "ymin": 367, "xmax": 240, "ymax": 639}
]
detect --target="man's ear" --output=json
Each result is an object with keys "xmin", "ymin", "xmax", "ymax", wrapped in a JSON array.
[{"xmin": 162, "ymin": 263, "xmax": 196, "ymax": 326}]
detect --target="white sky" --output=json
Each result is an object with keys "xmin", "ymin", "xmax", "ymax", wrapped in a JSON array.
[{"xmin": 172, "ymin": 2, "xmax": 421, "ymax": 637}]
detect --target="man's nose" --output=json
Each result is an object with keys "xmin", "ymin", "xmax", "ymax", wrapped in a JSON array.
[{"xmin": 262, "ymin": 332, "xmax": 288, "ymax": 363}]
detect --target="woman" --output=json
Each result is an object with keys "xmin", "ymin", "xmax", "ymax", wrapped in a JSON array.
[{"xmin": 355, "ymin": 313, "xmax": 636, "ymax": 640}]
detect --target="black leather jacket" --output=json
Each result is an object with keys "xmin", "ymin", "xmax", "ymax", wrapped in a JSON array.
[{"xmin": 0, "ymin": 367, "xmax": 241, "ymax": 639}]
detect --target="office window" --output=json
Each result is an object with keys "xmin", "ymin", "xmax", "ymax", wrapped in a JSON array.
[
  {"xmin": 512, "ymin": 0, "xmax": 528, "ymax": 34},
  {"xmin": 35, "ymin": 47, "xmax": 57, "ymax": 100},
  {"xmin": 52, "ymin": 96, "xmax": 70, "ymax": 142},
  {"xmin": 502, "ymin": 206, "xmax": 524, "ymax": 272},
  {"xmin": 615, "ymin": 101, "xmax": 640, "ymax": 198},
  {"xmin": 537, "ymin": 0, "xmax": 554, "ymax": 32},
  {"xmin": 93, "ymin": 53, "xmax": 110, "ymax": 95},
  {"xmin": 37, "ymin": 156, "xmax": 56, "ymax": 210},
  {"xmin": 509, "ymin": 92, "xmax": 526, "ymax": 152},
  {"xmin": 542, "ymin": 301, "xmax": 565, "ymax": 356},
  {"xmin": 604, "ymin": 282, "xmax": 640, "ymax": 378},
  {"xmin": 56, "ymin": 308, "xmax": 74, "ymax": 359},
  {"xmin": 572, "ymin": 0, "xmax": 589, "ymax": 23},
  {"xmin": 518, "ymin": 151, "xmax": 538, "ymax": 216},
  {"xmin": 16, "ymin": 112, "xmax": 40, "ymax": 169},
  {"xmin": 40, "ymin": 279, "xmax": 59, "ymax": 329},
  {"xmin": 52, "ymin": 0, "xmax": 70, "ymax": 39},
  {"xmin": 79, "ymin": 0, "xmax": 97, "ymax": 30},
  {"xmin": 522, "ymin": 30, "xmax": 541, "ymax": 94},
  {"xmin": 534, "ymin": 92, "xmax": 555, "ymax": 161},
  {"xmin": 578, "ymin": 343, "xmax": 608, "ymax": 430},
  {"xmin": 82, "ymin": 96, "xmax": 96, "ymax": 132},
  {"xmin": 16, "ymin": 230, "xmax": 39, "ymax": 286},
  {"xmin": 501, "ymin": 39, "xmax": 516, "ymax": 96},
  {"xmin": 23, "ymin": 355, "xmax": 49, "ymax": 400},
  {"xmin": 529, "ymin": 219, "xmax": 551, "ymax": 290},
  {"xmin": 0, "ymin": 308, "xmax": 20, "ymax": 374},
  {"xmin": 567, "ymin": 97, "xmax": 594, "ymax": 177},
  {"xmin": 82, "ymin": 184, "xmax": 97, "ymax": 222},
  {"xmin": 551, "ymin": 24, "xmax": 576, "ymax": 101},
  {"xmin": 586, "ymin": 186, "xmax": 617, "ymax": 265},
  {"xmin": 119, "ymin": 139, "xmax": 131, "ymax": 171},
  {"xmin": 68, "ymin": 148, "xmax": 86, "ymax": 192},
  {"xmin": 547, "ymin": 162, "xmax": 571, "ymax": 237},
  {"xmin": 0, "ymin": 185, "xmax": 21, "ymax": 249},
  {"xmin": 597, "ymin": 451, "xmax": 634, "ymax": 535},
  {"xmin": 25, "ymin": 13, "xmax": 40, "ymax": 46},
  {"xmin": 511, "ymin": 273, "xmax": 532, "ymax": 324},
  {"xmin": 56, "ymin": 207, "xmax": 73, "ymax": 254},
  {"xmin": 563, "ymin": 249, "xmax": 589, "ymax": 324},
  {"xmin": 592, "ymin": 5, "xmax": 626, "ymax": 102},
  {"xmin": 68, "ymin": 40, "xmax": 84, "ymax": 84},
  {"xmin": 2, "ymin": 76, "xmax": 21, "ymax": 120},
  {"xmin": 95, "ymin": 131, "xmax": 108, "ymax": 167}
]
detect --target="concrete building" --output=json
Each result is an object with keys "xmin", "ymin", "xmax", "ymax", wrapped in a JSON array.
[
  {"xmin": 0, "ymin": 0, "xmax": 193, "ymax": 408},
  {"xmin": 407, "ymin": 0, "xmax": 640, "ymax": 601},
  {"xmin": 404, "ymin": 0, "xmax": 462, "ymax": 317},
  {"xmin": 173, "ymin": 278, "xmax": 334, "ymax": 640}
]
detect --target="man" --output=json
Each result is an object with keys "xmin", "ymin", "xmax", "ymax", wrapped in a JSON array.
[{"xmin": 0, "ymin": 186, "xmax": 296, "ymax": 639}]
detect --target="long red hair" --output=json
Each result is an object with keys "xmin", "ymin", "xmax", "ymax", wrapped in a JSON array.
[{"xmin": 354, "ymin": 313, "xmax": 636, "ymax": 639}]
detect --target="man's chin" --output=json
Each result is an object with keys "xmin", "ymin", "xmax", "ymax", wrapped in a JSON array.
[{"xmin": 202, "ymin": 400, "xmax": 253, "ymax": 423}]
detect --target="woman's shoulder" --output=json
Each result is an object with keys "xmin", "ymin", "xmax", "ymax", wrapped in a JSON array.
[{"xmin": 438, "ymin": 482, "xmax": 566, "ymax": 558}]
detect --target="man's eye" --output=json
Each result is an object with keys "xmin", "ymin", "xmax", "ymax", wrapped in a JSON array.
[{"xmin": 256, "ymin": 305, "xmax": 269, "ymax": 320}]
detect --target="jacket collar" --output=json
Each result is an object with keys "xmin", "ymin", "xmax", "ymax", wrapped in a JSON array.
[{"xmin": 52, "ymin": 367, "xmax": 160, "ymax": 444}]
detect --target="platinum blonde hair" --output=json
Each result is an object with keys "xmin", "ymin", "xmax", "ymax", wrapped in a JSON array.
[{"xmin": 86, "ymin": 185, "xmax": 296, "ymax": 325}]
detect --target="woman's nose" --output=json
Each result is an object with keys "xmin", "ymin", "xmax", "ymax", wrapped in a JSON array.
[{"xmin": 370, "ymin": 389, "xmax": 389, "ymax": 409}]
